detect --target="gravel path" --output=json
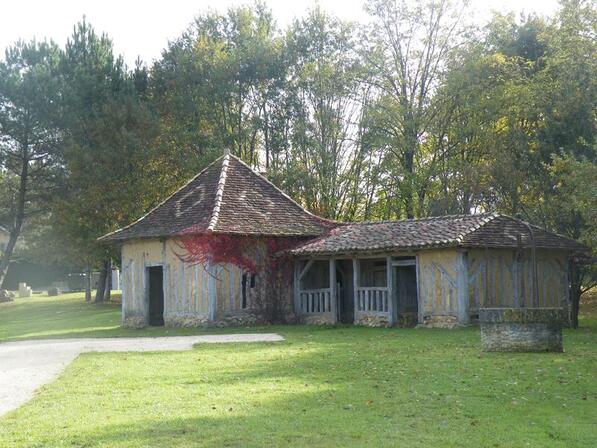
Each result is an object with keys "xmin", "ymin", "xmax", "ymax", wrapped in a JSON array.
[{"xmin": 0, "ymin": 333, "xmax": 284, "ymax": 417}]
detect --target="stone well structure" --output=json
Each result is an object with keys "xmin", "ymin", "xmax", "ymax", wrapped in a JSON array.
[{"xmin": 479, "ymin": 308, "xmax": 565, "ymax": 352}]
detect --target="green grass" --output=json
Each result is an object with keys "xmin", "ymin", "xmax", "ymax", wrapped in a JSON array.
[
  {"xmin": 0, "ymin": 292, "xmax": 254, "ymax": 342},
  {"xmin": 0, "ymin": 293, "xmax": 596, "ymax": 447}
]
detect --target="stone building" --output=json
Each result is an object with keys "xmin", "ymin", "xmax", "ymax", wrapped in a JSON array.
[{"xmin": 100, "ymin": 153, "xmax": 587, "ymax": 328}]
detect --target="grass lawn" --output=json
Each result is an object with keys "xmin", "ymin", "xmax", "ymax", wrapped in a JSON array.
[
  {"xmin": 0, "ymin": 292, "xmax": 252, "ymax": 342},
  {"xmin": 0, "ymin": 293, "xmax": 596, "ymax": 447}
]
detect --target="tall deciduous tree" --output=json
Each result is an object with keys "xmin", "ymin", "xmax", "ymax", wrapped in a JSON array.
[
  {"xmin": 151, "ymin": 2, "xmax": 284, "ymax": 176},
  {"xmin": 282, "ymin": 8, "xmax": 367, "ymax": 219},
  {"xmin": 362, "ymin": 0, "xmax": 470, "ymax": 218}
]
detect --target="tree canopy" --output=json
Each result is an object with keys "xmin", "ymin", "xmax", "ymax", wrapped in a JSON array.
[{"xmin": 0, "ymin": 0, "xmax": 595, "ymax": 307}]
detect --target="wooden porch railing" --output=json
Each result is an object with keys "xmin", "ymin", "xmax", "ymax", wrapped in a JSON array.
[
  {"xmin": 356, "ymin": 287, "xmax": 389, "ymax": 313},
  {"xmin": 300, "ymin": 288, "xmax": 332, "ymax": 314}
]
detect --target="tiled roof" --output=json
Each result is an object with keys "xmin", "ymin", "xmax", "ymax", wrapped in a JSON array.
[
  {"xmin": 100, "ymin": 154, "xmax": 336, "ymax": 241},
  {"xmin": 288, "ymin": 213, "xmax": 588, "ymax": 256}
]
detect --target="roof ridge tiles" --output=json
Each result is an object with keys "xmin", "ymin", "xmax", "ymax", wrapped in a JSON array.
[
  {"xmin": 207, "ymin": 154, "xmax": 230, "ymax": 232},
  {"xmin": 341, "ymin": 212, "xmax": 496, "ymax": 227},
  {"xmin": 454, "ymin": 212, "xmax": 500, "ymax": 244}
]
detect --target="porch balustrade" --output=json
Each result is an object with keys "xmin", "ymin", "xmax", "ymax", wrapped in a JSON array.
[
  {"xmin": 356, "ymin": 287, "xmax": 389, "ymax": 313},
  {"xmin": 299, "ymin": 288, "xmax": 332, "ymax": 314}
]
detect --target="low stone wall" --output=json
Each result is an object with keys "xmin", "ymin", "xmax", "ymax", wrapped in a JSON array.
[{"xmin": 480, "ymin": 308, "xmax": 565, "ymax": 352}]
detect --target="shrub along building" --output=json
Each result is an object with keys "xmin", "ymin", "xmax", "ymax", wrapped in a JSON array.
[{"xmin": 100, "ymin": 152, "xmax": 588, "ymax": 328}]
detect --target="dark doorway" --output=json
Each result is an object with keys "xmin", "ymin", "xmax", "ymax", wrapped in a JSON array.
[
  {"xmin": 147, "ymin": 266, "xmax": 164, "ymax": 326},
  {"xmin": 393, "ymin": 265, "xmax": 418, "ymax": 314},
  {"xmin": 337, "ymin": 261, "xmax": 354, "ymax": 324}
]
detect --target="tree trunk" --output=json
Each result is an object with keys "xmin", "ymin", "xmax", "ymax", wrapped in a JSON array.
[
  {"xmin": 0, "ymin": 229, "xmax": 20, "ymax": 290},
  {"xmin": 94, "ymin": 260, "xmax": 109, "ymax": 303},
  {"xmin": 402, "ymin": 126, "xmax": 417, "ymax": 219},
  {"xmin": 569, "ymin": 261, "xmax": 583, "ymax": 329},
  {"xmin": 103, "ymin": 259, "xmax": 112, "ymax": 302},
  {"xmin": 0, "ymin": 151, "xmax": 29, "ymax": 288},
  {"xmin": 85, "ymin": 265, "xmax": 92, "ymax": 302}
]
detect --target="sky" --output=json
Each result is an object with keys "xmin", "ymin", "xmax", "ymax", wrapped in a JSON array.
[{"xmin": 0, "ymin": 0, "xmax": 561, "ymax": 66}]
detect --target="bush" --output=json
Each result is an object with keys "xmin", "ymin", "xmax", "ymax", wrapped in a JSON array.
[{"xmin": 47, "ymin": 287, "xmax": 60, "ymax": 296}]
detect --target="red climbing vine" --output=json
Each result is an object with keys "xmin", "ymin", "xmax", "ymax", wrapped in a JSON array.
[
  {"xmin": 175, "ymin": 233, "xmax": 306, "ymax": 322},
  {"xmin": 176, "ymin": 234, "xmax": 259, "ymax": 273}
]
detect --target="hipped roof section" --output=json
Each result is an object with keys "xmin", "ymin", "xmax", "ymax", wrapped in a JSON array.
[
  {"xmin": 99, "ymin": 154, "xmax": 337, "ymax": 242},
  {"xmin": 288, "ymin": 213, "xmax": 589, "ymax": 256}
]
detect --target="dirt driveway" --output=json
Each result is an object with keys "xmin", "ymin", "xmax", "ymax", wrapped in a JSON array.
[{"xmin": 0, "ymin": 333, "xmax": 284, "ymax": 417}]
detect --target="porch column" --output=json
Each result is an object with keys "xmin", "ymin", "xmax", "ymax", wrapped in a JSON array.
[
  {"xmin": 387, "ymin": 256, "xmax": 394, "ymax": 325},
  {"xmin": 329, "ymin": 258, "xmax": 337, "ymax": 323},
  {"xmin": 457, "ymin": 250, "xmax": 470, "ymax": 325},
  {"xmin": 208, "ymin": 262, "xmax": 216, "ymax": 321},
  {"xmin": 352, "ymin": 258, "xmax": 359, "ymax": 319}
]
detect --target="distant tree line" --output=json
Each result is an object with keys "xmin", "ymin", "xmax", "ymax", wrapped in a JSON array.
[{"xmin": 0, "ymin": 0, "xmax": 594, "ymax": 312}]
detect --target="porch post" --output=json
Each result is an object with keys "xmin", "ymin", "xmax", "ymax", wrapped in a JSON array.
[
  {"xmin": 208, "ymin": 262, "xmax": 216, "ymax": 321},
  {"xmin": 329, "ymin": 258, "xmax": 337, "ymax": 323},
  {"xmin": 293, "ymin": 260, "xmax": 301, "ymax": 318},
  {"xmin": 387, "ymin": 256, "xmax": 394, "ymax": 326},
  {"xmin": 352, "ymin": 258, "xmax": 359, "ymax": 319},
  {"xmin": 457, "ymin": 250, "xmax": 470, "ymax": 325}
]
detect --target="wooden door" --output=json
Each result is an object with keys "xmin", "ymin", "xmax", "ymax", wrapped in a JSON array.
[{"xmin": 148, "ymin": 266, "xmax": 164, "ymax": 326}]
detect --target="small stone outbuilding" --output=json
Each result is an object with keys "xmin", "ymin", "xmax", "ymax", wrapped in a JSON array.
[{"xmin": 100, "ymin": 153, "xmax": 588, "ymax": 328}]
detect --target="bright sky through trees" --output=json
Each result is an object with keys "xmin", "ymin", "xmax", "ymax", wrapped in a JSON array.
[{"xmin": 1, "ymin": 0, "xmax": 560, "ymax": 66}]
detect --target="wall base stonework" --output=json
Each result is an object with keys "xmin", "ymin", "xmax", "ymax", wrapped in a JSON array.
[
  {"xmin": 395, "ymin": 313, "xmax": 418, "ymax": 328},
  {"xmin": 354, "ymin": 313, "xmax": 391, "ymax": 327},
  {"xmin": 122, "ymin": 315, "xmax": 147, "ymax": 328},
  {"xmin": 213, "ymin": 311, "xmax": 262, "ymax": 327},
  {"xmin": 164, "ymin": 314, "xmax": 210, "ymax": 327},
  {"xmin": 419, "ymin": 315, "xmax": 459, "ymax": 329},
  {"xmin": 302, "ymin": 314, "xmax": 336, "ymax": 325},
  {"xmin": 480, "ymin": 308, "xmax": 564, "ymax": 352}
]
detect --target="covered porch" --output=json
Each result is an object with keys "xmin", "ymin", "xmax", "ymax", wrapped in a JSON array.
[{"xmin": 293, "ymin": 256, "xmax": 419, "ymax": 327}]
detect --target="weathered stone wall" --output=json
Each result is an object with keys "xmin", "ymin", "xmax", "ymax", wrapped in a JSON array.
[{"xmin": 480, "ymin": 308, "xmax": 564, "ymax": 352}]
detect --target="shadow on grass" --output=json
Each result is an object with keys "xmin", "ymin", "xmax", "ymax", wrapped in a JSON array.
[{"xmin": 53, "ymin": 333, "xmax": 597, "ymax": 448}]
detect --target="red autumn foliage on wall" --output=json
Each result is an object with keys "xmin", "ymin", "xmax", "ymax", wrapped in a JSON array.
[
  {"xmin": 176, "ymin": 233, "xmax": 305, "ymax": 323},
  {"xmin": 175, "ymin": 233, "xmax": 303, "ymax": 274},
  {"xmin": 176, "ymin": 234, "xmax": 258, "ymax": 272}
]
